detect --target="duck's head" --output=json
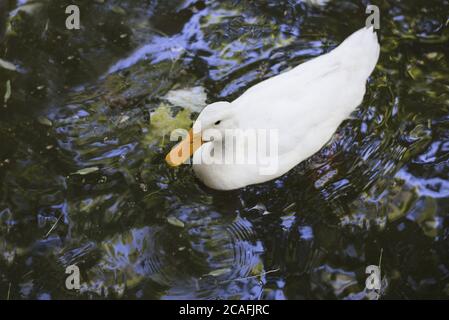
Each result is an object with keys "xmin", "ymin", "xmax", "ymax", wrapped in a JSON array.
[
  {"xmin": 165, "ymin": 101, "xmax": 237, "ymax": 166},
  {"xmin": 193, "ymin": 101, "xmax": 237, "ymax": 138}
]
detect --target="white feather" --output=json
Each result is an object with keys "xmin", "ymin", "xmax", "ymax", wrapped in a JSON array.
[{"xmin": 192, "ymin": 27, "xmax": 380, "ymax": 190}]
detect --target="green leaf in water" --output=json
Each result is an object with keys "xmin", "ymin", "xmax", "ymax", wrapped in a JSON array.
[
  {"xmin": 4, "ymin": 80, "xmax": 11, "ymax": 107},
  {"xmin": 144, "ymin": 104, "xmax": 192, "ymax": 145},
  {"xmin": 73, "ymin": 167, "xmax": 100, "ymax": 175},
  {"xmin": 407, "ymin": 65, "xmax": 422, "ymax": 80},
  {"xmin": 251, "ymin": 261, "xmax": 264, "ymax": 276},
  {"xmin": 167, "ymin": 216, "xmax": 185, "ymax": 228},
  {"xmin": 111, "ymin": 6, "xmax": 126, "ymax": 15},
  {"xmin": 207, "ymin": 268, "xmax": 231, "ymax": 277},
  {"xmin": 37, "ymin": 116, "xmax": 53, "ymax": 127},
  {"xmin": 0, "ymin": 59, "xmax": 17, "ymax": 72}
]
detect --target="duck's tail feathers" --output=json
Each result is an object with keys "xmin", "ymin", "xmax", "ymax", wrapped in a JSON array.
[{"xmin": 332, "ymin": 26, "xmax": 380, "ymax": 80}]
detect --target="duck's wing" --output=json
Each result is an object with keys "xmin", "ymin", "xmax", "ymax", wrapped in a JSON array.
[{"xmin": 233, "ymin": 27, "xmax": 379, "ymax": 157}]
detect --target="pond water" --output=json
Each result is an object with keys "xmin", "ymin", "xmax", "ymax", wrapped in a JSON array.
[{"xmin": 0, "ymin": 0, "xmax": 448, "ymax": 299}]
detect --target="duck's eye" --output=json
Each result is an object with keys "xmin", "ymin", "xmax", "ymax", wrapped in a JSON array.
[{"xmin": 214, "ymin": 120, "xmax": 221, "ymax": 126}]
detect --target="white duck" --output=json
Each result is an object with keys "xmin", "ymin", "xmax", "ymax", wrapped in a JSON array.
[{"xmin": 166, "ymin": 27, "xmax": 380, "ymax": 190}]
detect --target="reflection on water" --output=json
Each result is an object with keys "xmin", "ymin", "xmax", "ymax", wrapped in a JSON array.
[{"xmin": 0, "ymin": 0, "xmax": 449, "ymax": 299}]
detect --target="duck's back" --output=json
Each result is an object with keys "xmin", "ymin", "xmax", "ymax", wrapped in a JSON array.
[
  {"xmin": 233, "ymin": 27, "xmax": 380, "ymax": 158},
  {"xmin": 194, "ymin": 27, "xmax": 380, "ymax": 190}
]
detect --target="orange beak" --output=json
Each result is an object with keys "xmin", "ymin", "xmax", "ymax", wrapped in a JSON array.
[{"xmin": 165, "ymin": 129, "xmax": 203, "ymax": 167}]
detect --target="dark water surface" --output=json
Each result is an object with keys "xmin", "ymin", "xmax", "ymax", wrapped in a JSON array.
[{"xmin": 0, "ymin": 0, "xmax": 448, "ymax": 299}]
